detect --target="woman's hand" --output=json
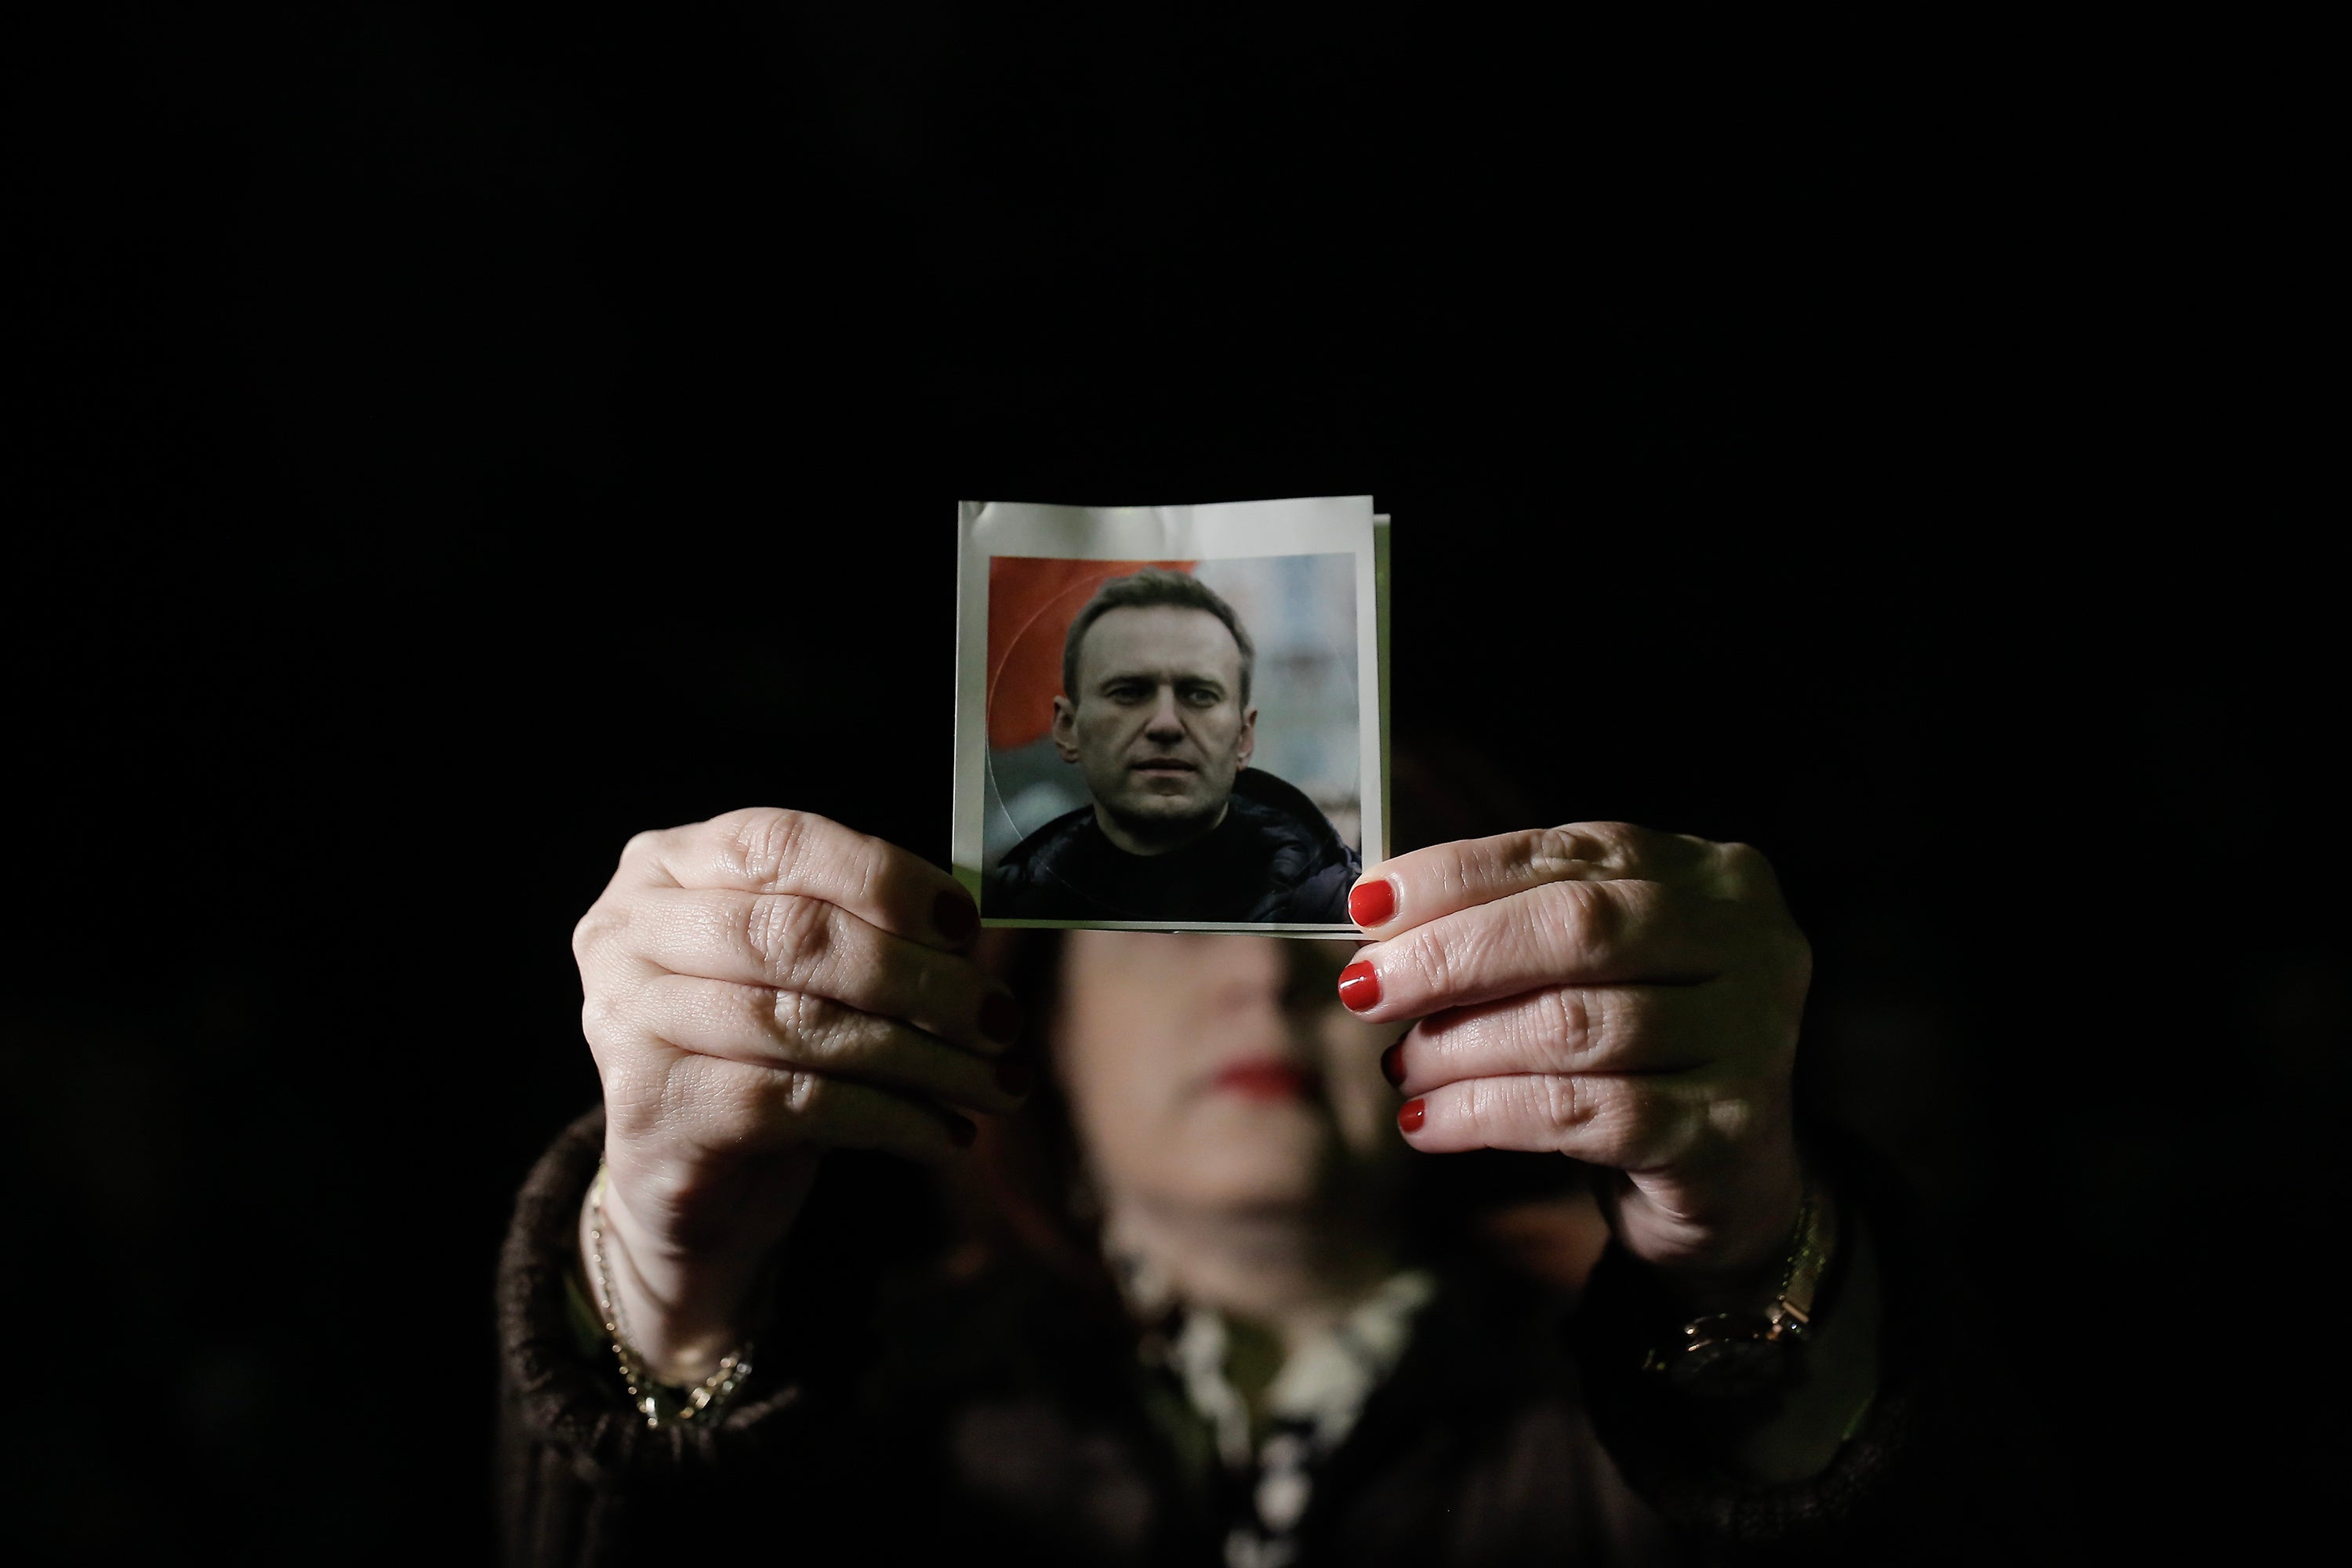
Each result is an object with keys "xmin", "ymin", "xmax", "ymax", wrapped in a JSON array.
[
  {"xmin": 1341, "ymin": 823, "xmax": 1812, "ymax": 1294},
  {"xmin": 570, "ymin": 808, "xmax": 1027, "ymax": 1377}
]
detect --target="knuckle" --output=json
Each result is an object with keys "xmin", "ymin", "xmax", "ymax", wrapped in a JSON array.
[
  {"xmin": 745, "ymin": 894, "xmax": 832, "ymax": 984},
  {"xmin": 850, "ymin": 840, "xmax": 890, "ymax": 915},
  {"xmin": 768, "ymin": 984, "xmax": 812, "ymax": 1036},
  {"xmin": 772, "ymin": 1068, "xmax": 825, "ymax": 1125},
  {"xmin": 1399, "ymin": 924, "xmax": 1467, "ymax": 1000},
  {"xmin": 1421, "ymin": 844, "xmax": 1478, "ymax": 911},
  {"xmin": 1714, "ymin": 839, "xmax": 1780, "ymax": 897},
  {"xmin": 1541, "ymin": 1073, "xmax": 1590, "ymax": 1136},
  {"xmin": 1535, "ymin": 986, "xmax": 1598, "ymax": 1063},
  {"xmin": 1717, "ymin": 839, "xmax": 1766, "ymax": 877},
  {"xmin": 1541, "ymin": 879, "xmax": 1616, "ymax": 954},
  {"xmin": 619, "ymin": 828, "xmax": 666, "ymax": 866},
  {"xmin": 1577, "ymin": 822, "xmax": 1639, "ymax": 868},
  {"xmin": 570, "ymin": 901, "xmax": 622, "ymax": 964},
  {"xmin": 769, "ymin": 987, "xmax": 836, "ymax": 1054},
  {"xmin": 1522, "ymin": 824, "xmax": 1589, "ymax": 880},
  {"xmin": 728, "ymin": 808, "xmax": 822, "ymax": 892},
  {"xmin": 579, "ymin": 989, "xmax": 626, "ymax": 1050},
  {"xmin": 1457, "ymin": 1076, "xmax": 1504, "ymax": 1134},
  {"xmin": 1580, "ymin": 880, "xmax": 1628, "ymax": 949}
]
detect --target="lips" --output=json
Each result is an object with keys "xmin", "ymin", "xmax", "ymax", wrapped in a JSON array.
[
  {"xmin": 1130, "ymin": 757, "xmax": 1199, "ymax": 773},
  {"xmin": 1211, "ymin": 1061, "xmax": 1323, "ymax": 1102}
]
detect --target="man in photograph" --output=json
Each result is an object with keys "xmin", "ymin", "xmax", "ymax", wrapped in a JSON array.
[{"xmin": 985, "ymin": 568, "xmax": 1360, "ymax": 923}]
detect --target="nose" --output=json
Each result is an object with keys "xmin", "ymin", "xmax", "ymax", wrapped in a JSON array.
[
  {"xmin": 1199, "ymin": 936, "xmax": 1298, "ymax": 1031},
  {"xmin": 1145, "ymin": 685, "xmax": 1185, "ymax": 739}
]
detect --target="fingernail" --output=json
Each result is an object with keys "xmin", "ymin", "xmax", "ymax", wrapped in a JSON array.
[
  {"xmin": 1397, "ymin": 1098, "xmax": 1426, "ymax": 1134},
  {"xmin": 949, "ymin": 1116, "xmax": 977, "ymax": 1149},
  {"xmin": 933, "ymin": 889, "xmax": 979, "ymax": 943},
  {"xmin": 1348, "ymin": 877, "xmax": 1396, "ymax": 929},
  {"xmin": 979, "ymin": 992, "xmax": 1025, "ymax": 1045},
  {"xmin": 1379, "ymin": 1040, "xmax": 1405, "ymax": 1087},
  {"xmin": 1338, "ymin": 960, "xmax": 1381, "ymax": 1013},
  {"xmin": 995, "ymin": 1054, "xmax": 1033, "ymax": 1095}
]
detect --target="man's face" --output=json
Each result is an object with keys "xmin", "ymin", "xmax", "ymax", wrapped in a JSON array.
[{"xmin": 1053, "ymin": 604, "xmax": 1257, "ymax": 845}]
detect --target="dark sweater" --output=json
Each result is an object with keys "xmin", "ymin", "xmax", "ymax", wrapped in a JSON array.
[
  {"xmin": 983, "ymin": 768, "xmax": 1361, "ymax": 924},
  {"xmin": 498, "ymin": 1111, "xmax": 2074, "ymax": 1565}
]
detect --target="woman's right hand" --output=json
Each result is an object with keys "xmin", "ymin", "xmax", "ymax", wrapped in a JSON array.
[{"xmin": 569, "ymin": 808, "xmax": 1029, "ymax": 1379}]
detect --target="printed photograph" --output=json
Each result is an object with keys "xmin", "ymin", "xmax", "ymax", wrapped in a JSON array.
[{"xmin": 953, "ymin": 499, "xmax": 1385, "ymax": 931}]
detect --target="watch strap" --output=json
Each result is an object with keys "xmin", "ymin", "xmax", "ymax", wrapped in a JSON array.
[{"xmin": 1642, "ymin": 1175, "xmax": 1838, "ymax": 1395}]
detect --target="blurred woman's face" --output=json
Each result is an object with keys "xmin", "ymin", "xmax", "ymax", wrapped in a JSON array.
[{"xmin": 1051, "ymin": 933, "xmax": 1406, "ymax": 1213}]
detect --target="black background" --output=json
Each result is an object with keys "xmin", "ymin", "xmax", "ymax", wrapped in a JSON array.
[{"xmin": 7, "ymin": 5, "xmax": 2335, "ymax": 1561}]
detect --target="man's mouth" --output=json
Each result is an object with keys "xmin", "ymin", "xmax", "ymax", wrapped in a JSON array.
[{"xmin": 1130, "ymin": 758, "xmax": 1199, "ymax": 775}]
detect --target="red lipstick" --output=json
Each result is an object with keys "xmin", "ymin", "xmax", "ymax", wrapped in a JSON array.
[{"xmin": 1211, "ymin": 1062, "xmax": 1323, "ymax": 1102}]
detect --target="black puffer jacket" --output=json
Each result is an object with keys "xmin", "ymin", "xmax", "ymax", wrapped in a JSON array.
[{"xmin": 984, "ymin": 768, "xmax": 1361, "ymax": 924}]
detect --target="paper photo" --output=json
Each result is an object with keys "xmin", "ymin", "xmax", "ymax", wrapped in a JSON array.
[{"xmin": 954, "ymin": 497, "xmax": 1387, "ymax": 933}]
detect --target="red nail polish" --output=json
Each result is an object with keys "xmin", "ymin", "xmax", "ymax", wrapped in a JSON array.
[
  {"xmin": 979, "ymin": 992, "xmax": 1024, "ymax": 1045},
  {"xmin": 1348, "ymin": 878, "xmax": 1396, "ymax": 929},
  {"xmin": 995, "ymin": 1054, "xmax": 1033, "ymax": 1095},
  {"xmin": 1397, "ymin": 1098, "xmax": 1426, "ymax": 1134},
  {"xmin": 933, "ymin": 889, "xmax": 979, "ymax": 943},
  {"xmin": 1379, "ymin": 1040, "xmax": 1405, "ymax": 1087},
  {"xmin": 1338, "ymin": 960, "xmax": 1381, "ymax": 1012}
]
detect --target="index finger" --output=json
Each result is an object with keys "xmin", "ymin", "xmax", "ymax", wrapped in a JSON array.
[
  {"xmin": 1341, "ymin": 877, "xmax": 1738, "ymax": 1025},
  {"xmin": 616, "ymin": 808, "xmax": 980, "ymax": 953},
  {"xmin": 1346, "ymin": 822, "xmax": 1715, "ymax": 938}
]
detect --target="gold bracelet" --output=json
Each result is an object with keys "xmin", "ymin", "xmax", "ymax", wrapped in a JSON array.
[
  {"xmin": 1640, "ymin": 1174, "xmax": 1839, "ymax": 1396},
  {"xmin": 586, "ymin": 1163, "xmax": 754, "ymax": 1429}
]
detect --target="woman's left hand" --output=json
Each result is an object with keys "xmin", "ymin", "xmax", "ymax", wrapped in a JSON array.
[{"xmin": 1340, "ymin": 823, "xmax": 1813, "ymax": 1289}]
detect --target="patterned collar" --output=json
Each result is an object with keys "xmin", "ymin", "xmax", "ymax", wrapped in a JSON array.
[{"xmin": 1136, "ymin": 1269, "xmax": 1439, "ymax": 1568}]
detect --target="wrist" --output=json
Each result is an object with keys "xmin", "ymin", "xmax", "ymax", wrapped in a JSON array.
[
  {"xmin": 1573, "ymin": 1167, "xmax": 1879, "ymax": 1487},
  {"xmin": 1624, "ymin": 1142, "xmax": 1808, "ymax": 1315},
  {"xmin": 1639, "ymin": 1166, "xmax": 1842, "ymax": 1403},
  {"xmin": 579, "ymin": 1167, "xmax": 766, "ymax": 1387}
]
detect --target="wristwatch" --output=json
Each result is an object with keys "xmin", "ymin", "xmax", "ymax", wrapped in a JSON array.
[{"xmin": 1640, "ymin": 1178, "xmax": 1839, "ymax": 1399}]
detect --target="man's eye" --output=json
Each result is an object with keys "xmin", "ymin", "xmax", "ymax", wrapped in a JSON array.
[{"xmin": 1183, "ymin": 686, "xmax": 1218, "ymax": 706}]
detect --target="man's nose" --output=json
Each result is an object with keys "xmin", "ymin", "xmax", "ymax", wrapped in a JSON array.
[{"xmin": 1146, "ymin": 686, "xmax": 1185, "ymax": 738}]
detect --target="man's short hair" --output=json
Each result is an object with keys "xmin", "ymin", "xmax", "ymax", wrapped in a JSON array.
[{"xmin": 1062, "ymin": 568, "xmax": 1255, "ymax": 706}]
